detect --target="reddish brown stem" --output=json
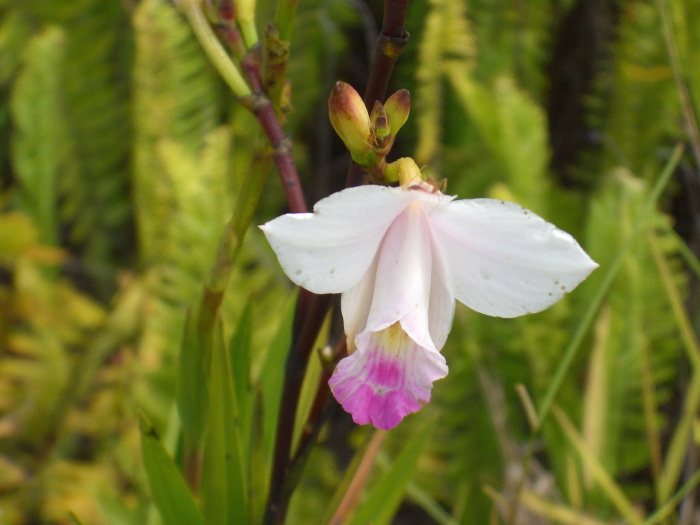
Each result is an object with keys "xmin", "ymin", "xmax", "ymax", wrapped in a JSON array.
[
  {"xmin": 264, "ymin": 1, "xmax": 411, "ymax": 523},
  {"xmin": 363, "ymin": 0, "xmax": 409, "ymax": 109},
  {"xmin": 347, "ymin": 0, "xmax": 410, "ymax": 188},
  {"xmin": 248, "ymin": 95, "xmax": 307, "ymax": 213},
  {"xmin": 265, "ymin": 290, "xmax": 332, "ymax": 524}
]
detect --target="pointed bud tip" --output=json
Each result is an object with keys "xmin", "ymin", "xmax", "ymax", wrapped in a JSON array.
[
  {"xmin": 328, "ymin": 81, "xmax": 372, "ymax": 157},
  {"xmin": 384, "ymin": 89, "xmax": 411, "ymax": 135}
]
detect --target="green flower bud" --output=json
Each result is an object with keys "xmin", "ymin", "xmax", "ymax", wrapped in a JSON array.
[
  {"xmin": 370, "ymin": 101, "xmax": 391, "ymax": 141},
  {"xmin": 384, "ymin": 89, "xmax": 410, "ymax": 136},
  {"xmin": 328, "ymin": 81, "xmax": 372, "ymax": 158}
]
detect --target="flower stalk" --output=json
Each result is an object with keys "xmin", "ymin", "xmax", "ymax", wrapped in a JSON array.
[
  {"xmin": 203, "ymin": 0, "xmax": 247, "ymax": 58},
  {"xmin": 232, "ymin": 0, "xmax": 259, "ymax": 48},
  {"xmin": 180, "ymin": 0, "xmax": 251, "ymax": 97}
]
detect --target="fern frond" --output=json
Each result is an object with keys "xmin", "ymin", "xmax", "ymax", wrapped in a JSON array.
[
  {"xmin": 448, "ymin": 72, "xmax": 551, "ymax": 213},
  {"xmin": 591, "ymin": 3, "xmax": 678, "ymax": 181},
  {"xmin": 414, "ymin": 0, "xmax": 475, "ymax": 170},
  {"xmin": 132, "ymin": 0, "xmax": 224, "ymax": 265},
  {"xmin": 10, "ymin": 27, "xmax": 68, "ymax": 246},
  {"xmin": 52, "ymin": 0, "xmax": 133, "ymax": 278}
]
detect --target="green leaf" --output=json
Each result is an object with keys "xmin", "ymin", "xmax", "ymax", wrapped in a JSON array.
[
  {"xmin": 177, "ymin": 309, "xmax": 208, "ymax": 452},
  {"xmin": 138, "ymin": 412, "xmax": 204, "ymax": 525},
  {"xmin": 229, "ymin": 300, "xmax": 253, "ymax": 445},
  {"xmin": 248, "ymin": 390, "xmax": 268, "ymax": 525},
  {"xmin": 201, "ymin": 322, "xmax": 247, "ymax": 525},
  {"xmin": 260, "ymin": 293, "xmax": 296, "ymax": 469},
  {"xmin": 348, "ymin": 421, "xmax": 436, "ymax": 525},
  {"xmin": 68, "ymin": 512, "xmax": 85, "ymax": 525}
]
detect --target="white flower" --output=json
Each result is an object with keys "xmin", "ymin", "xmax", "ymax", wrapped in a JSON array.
[{"xmin": 260, "ymin": 177, "xmax": 597, "ymax": 430}]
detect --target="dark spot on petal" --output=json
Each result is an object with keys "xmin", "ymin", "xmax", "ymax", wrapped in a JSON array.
[{"xmin": 295, "ymin": 269, "xmax": 302, "ymax": 275}]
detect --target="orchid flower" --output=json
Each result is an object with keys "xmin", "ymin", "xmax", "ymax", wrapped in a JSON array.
[{"xmin": 260, "ymin": 158, "xmax": 597, "ymax": 430}]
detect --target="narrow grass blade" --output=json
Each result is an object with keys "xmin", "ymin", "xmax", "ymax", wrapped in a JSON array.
[
  {"xmin": 552, "ymin": 406, "xmax": 643, "ymax": 524},
  {"xmin": 348, "ymin": 420, "xmax": 436, "ymax": 525},
  {"xmin": 138, "ymin": 412, "xmax": 204, "ymax": 525},
  {"xmin": 178, "ymin": 308, "xmax": 208, "ymax": 426},
  {"xmin": 201, "ymin": 322, "xmax": 247, "ymax": 525},
  {"xmin": 536, "ymin": 144, "xmax": 683, "ymax": 423},
  {"xmin": 260, "ymin": 294, "xmax": 296, "ymax": 468}
]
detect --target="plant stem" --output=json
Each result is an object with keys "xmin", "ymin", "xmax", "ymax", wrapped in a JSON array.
[
  {"xmin": 183, "ymin": 0, "xmax": 307, "ymax": 213},
  {"xmin": 265, "ymin": 290, "xmax": 333, "ymax": 524},
  {"xmin": 363, "ymin": 0, "xmax": 410, "ymax": 108},
  {"xmin": 181, "ymin": 0, "xmax": 251, "ymax": 97},
  {"xmin": 245, "ymin": 95, "xmax": 307, "ymax": 213},
  {"xmin": 328, "ymin": 430, "xmax": 387, "ymax": 524},
  {"xmin": 274, "ymin": 0, "xmax": 299, "ymax": 41},
  {"xmin": 347, "ymin": 0, "xmax": 410, "ymax": 188},
  {"xmin": 265, "ymin": 1, "xmax": 412, "ymax": 523}
]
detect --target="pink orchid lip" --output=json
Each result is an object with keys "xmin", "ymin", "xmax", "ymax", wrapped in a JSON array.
[{"xmin": 329, "ymin": 323, "xmax": 447, "ymax": 430}]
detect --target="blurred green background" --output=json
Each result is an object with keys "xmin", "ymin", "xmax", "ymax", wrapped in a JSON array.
[{"xmin": 1, "ymin": 0, "xmax": 699, "ymax": 523}]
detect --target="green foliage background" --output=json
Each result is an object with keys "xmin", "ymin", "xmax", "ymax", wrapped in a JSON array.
[{"xmin": 0, "ymin": 0, "xmax": 699, "ymax": 523}]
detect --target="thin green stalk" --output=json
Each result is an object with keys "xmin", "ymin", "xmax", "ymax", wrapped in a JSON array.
[
  {"xmin": 274, "ymin": 0, "xmax": 299, "ymax": 42},
  {"xmin": 233, "ymin": 0, "xmax": 258, "ymax": 48},
  {"xmin": 178, "ymin": 136, "xmax": 271, "ymax": 492},
  {"xmin": 552, "ymin": 407, "xmax": 643, "ymax": 525},
  {"xmin": 648, "ymin": 231, "xmax": 700, "ymax": 369},
  {"xmin": 656, "ymin": 0, "xmax": 700, "ymax": 169},
  {"xmin": 180, "ymin": 0, "xmax": 251, "ymax": 97},
  {"xmin": 643, "ymin": 469, "xmax": 700, "ymax": 525},
  {"xmin": 649, "ymin": 231, "xmax": 700, "ymax": 502}
]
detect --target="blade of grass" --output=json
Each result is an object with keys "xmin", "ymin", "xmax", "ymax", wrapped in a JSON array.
[
  {"xmin": 536, "ymin": 144, "xmax": 683, "ymax": 424},
  {"xmin": 248, "ymin": 389, "xmax": 268, "ymax": 524},
  {"xmin": 648, "ymin": 231, "xmax": 700, "ymax": 502},
  {"xmin": 643, "ymin": 469, "xmax": 700, "ymax": 525},
  {"xmin": 201, "ymin": 322, "xmax": 247, "ymax": 525},
  {"xmin": 138, "ymin": 412, "xmax": 204, "ymax": 525},
  {"xmin": 260, "ymin": 294, "xmax": 296, "ymax": 470},
  {"xmin": 552, "ymin": 406, "xmax": 643, "ymax": 524},
  {"xmin": 483, "ymin": 485, "xmax": 610, "ymax": 525},
  {"xmin": 348, "ymin": 420, "xmax": 436, "ymax": 525},
  {"xmin": 324, "ymin": 429, "xmax": 387, "ymax": 525},
  {"xmin": 177, "ymin": 309, "xmax": 208, "ymax": 491},
  {"xmin": 375, "ymin": 456, "xmax": 460, "ymax": 525}
]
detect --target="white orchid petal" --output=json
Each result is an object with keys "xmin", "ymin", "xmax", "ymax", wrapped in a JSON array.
[
  {"xmin": 329, "ymin": 324, "xmax": 448, "ymax": 430},
  {"xmin": 363, "ymin": 202, "xmax": 436, "ymax": 352},
  {"xmin": 430, "ymin": 198, "xmax": 598, "ymax": 318},
  {"xmin": 260, "ymin": 185, "xmax": 417, "ymax": 294},
  {"xmin": 427, "ymin": 276, "xmax": 455, "ymax": 351},
  {"xmin": 341, "ymin": 253, "xmax": 378, "ymax": 352}
]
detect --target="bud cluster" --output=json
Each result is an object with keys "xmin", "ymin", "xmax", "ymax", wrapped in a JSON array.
[{"xmin": 328, "ymin": 81, "xmax": 411, "ymax": 181}]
